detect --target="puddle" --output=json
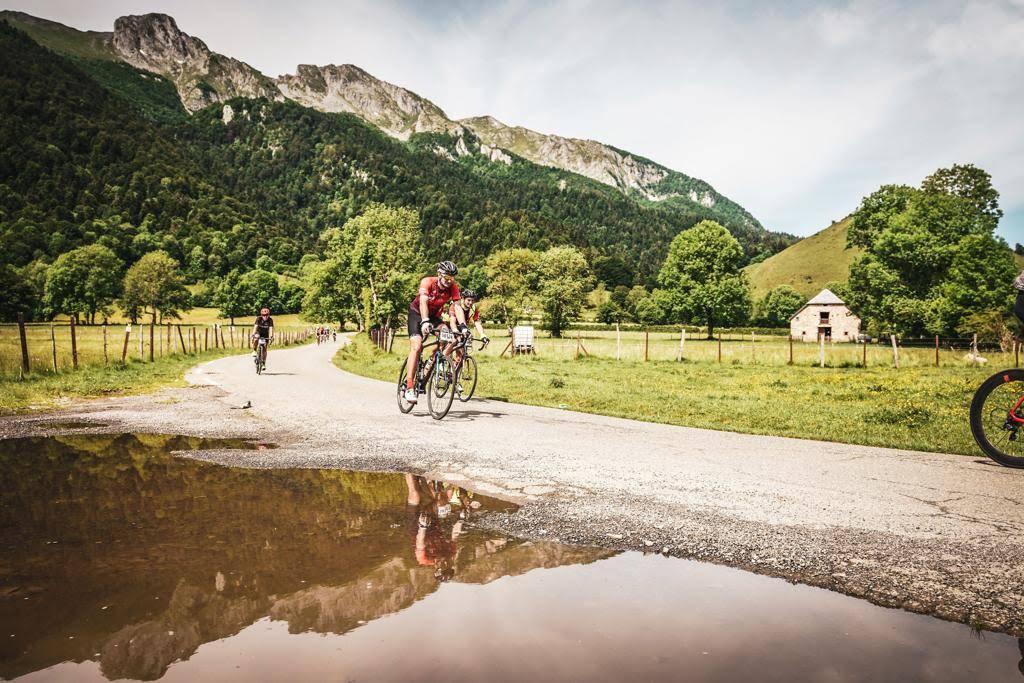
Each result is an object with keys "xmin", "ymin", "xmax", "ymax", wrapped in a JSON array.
[{"xmin": 0, "ymin": 434, "xmax": 1022, "ymax": 682}]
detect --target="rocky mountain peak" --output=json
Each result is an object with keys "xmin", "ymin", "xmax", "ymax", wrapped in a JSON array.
[
  {"xmin": 112, "ymin": 13, "xmax": 208, "ymax": 70},
  {"xmin": 277, "ymin": 63, "xmax": 455, "ymax": 140}
]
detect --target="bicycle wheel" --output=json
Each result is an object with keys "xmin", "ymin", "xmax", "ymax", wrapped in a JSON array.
[
  {"xmin": 427, "ymin": 355, "xmax": 456, "ymax": 420},
  {"xmin": 457, "ymin": 356, "xmax": 478, "ymax": 402},
  {"xmin": 970, "ymin": 368, "xmax": 1024, "ymax": 468},
  {"xmin": 397, "ymin": 358, "xmax": 415, "ymax": 414}
]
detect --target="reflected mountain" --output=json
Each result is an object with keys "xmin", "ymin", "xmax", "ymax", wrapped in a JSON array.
[{"xmin": 0, "ymin": 434, "xmax": 612, "ymax": 681}]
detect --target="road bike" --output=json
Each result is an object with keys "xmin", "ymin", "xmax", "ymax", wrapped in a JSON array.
[
  {"xmin": 398, "ymin": 328, "xmax": 459, "ymax": 419},
  {"xmin": 453, "ymin": 335, "xmax": 488, "ymax": 402},
  {"xmin": 397, "ymin": 329, "xmax": 484, "ymax": 419},
  {"xmin": 969, "ymin": 367, "xmax": 1024, "ymax": 468},
  {"xmin": 254, "ymin": 337, "xmax": 269, "ymax": 375}
]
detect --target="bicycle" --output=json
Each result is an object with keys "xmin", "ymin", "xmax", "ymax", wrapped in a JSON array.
[
  {"xmin": 254, "ymin": 337, "xmax": 270, "ymax": 375},
  {"xmin": 452, "ymin": 335, "xmax": 488, "ymax": 402},
  {"xmin": 970, "ymin": 367, "xmax": 1024, "ymax": 468},
  {"xmin": 398, "ymin": 328, "xmax": 460, "ymax": 419}
]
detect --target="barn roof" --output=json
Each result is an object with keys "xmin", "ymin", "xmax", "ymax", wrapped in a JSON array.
[{"xmin": 806, "ymin": 288, "xmax": 845, "ymax": 305}]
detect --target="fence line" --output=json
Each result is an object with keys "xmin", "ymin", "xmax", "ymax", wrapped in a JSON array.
[{"xmin": 0, "ymin": 322, "xmax": 315, "ymax": 376}]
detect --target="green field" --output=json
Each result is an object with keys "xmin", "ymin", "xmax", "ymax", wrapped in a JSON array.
[
  {"xmin": 745, "ymin": 217, "xmax": 860, "ymax": 298},
  {"xmin": 335, "ymin": 331, "xmax": 1007, "ymax": 456}
]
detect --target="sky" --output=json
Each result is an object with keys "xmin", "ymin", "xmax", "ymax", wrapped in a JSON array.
[{"xmin": 8, "ymin": 0, "xmax": 1024, "ymax": 242}]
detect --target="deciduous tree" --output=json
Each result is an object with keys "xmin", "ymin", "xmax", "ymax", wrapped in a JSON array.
[
  {"xmin": 658, "ymin": 221, "xmax": 751, "ymax": 339},
  {"xmin": 44, "ymin": 245, "xmax": 123, "ymax": 323},
  {"xmin": 121, "ymin": 251, "xmax": 191, "ymax": 325},
  {"xmin": 538, "ymin": 246, "xmax": 592, "ymax": 338}
]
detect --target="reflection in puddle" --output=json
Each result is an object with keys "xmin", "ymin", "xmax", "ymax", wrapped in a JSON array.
[{"xmin": 0, "ymin": 434, "xmax": 1021, "ymax": 682}]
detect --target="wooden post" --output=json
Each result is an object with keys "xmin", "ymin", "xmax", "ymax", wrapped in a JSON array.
[
  {"xmin": 230, "ymin": 326, "xmax": 235, "ymax": 348},
  {"xmin": 616, "ymin": 322, "xmax": 621, "ymax": 361},
  {"xmin": 644, "ymin": 329, "xmax": 649, "ymax": 362},
  {"xmin": 121, "ymin": 325, "xmax": 131, "ymax": 363},
  {"xmin": 890, "ymin": 334, "xmax": 900, "ymax": 369},
  {"xmin": 574, "ymin": 332, "xmax": 581, "ymax": 360},
  {"xmin": 751, "ymin": 331, "xmax": 756, "ymax": 364},
  {"xmin": 17, "ymin": 313, "xmax": 30, "ymax": 374},
  {"xmin": 1017, "ymin": 340, "xmax": 1020, "ymax": 368},
  {"xmin": 50, "ymin": 324, "xmax": 58, "ymax": 372},
  {"xmin": 220, "ymin": 325, "xmax": 226, "ymax": 349},
  {"xmin": 818, "ymin": 332, "xmax": 825, "ymax": 368},
  {"xmin": 158, "ymin": 322, "xmax": 163, "ymax": 357},
  {"xmin": 678, "ymin": 326, "xmax": 685, "ymax": 362},
  {"xmin": 70, "ymin": 316, "xmax": 79, "ymax": 370},
  {"xmin": 204, "ymin": 327, "xmax": 209, "ymax": 351},
  {"xmin": 717, "ymin": 333, "xmax": 722, "ymax": 363},
  {"xmin": 138, "ymin": 324, "xmax": 144, "ymax": 359},
  {"xmin": 148, "ymin": 320, "xmax": 154, "ymax": 362},
  {"xmin": 788, "ymin": 335, "xmax": 794, "ymax": 366},
  {"xmin": 501, "ymin": 328, "xmax": 515, "ymax": 358},
  {"xmin": 862, "ymin": 338, "xmax": 867, "ymax": 368},
  {"xmin": 934, "ymin": 334, "xmax": 939, "ymax": 367},
  {"xmin": 103, "ymin": 324, "xmax": 108, "ymax": 365},
  {"xmin": 177, "ymin": 325, "xmax": 186, "ymax": 355}
]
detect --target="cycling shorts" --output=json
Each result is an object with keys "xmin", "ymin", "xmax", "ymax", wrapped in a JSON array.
[{"xmin": 408, "ymin": 306, "xmax": 443, "ymax": 338}]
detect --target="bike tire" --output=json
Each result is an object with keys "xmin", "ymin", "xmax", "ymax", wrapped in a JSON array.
[
  {"xmin": 969, "ymin": 368, "xmax": 1024, "ymax": 468},
  {"xmin": 457, "ymin": 356, "xmax": 478, "ymax": 402},
  {"xmin": 397, "ymin": 358, "xmax": 415, "ymax": 414},
  {"xmin": 427, "ymin": 355, "xmax": 456, "ymax": 420}
]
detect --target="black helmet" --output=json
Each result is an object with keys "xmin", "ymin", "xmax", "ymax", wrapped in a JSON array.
[
  {"xmin": 437, "ymin": 261, "xmax": 458, "ymax": 276},
  {"xmin": 461, "ymin": 289, "xmax": 478, "ymax": 299}
]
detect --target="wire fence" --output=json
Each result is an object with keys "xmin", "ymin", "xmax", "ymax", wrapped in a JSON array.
[
  {"xmin": 472, "ymin": 326, "xmax": 1021, "ymax": 369},
  {"xmin": 1, "ymin": 317, "xmax": 315, "ymax": 376}
]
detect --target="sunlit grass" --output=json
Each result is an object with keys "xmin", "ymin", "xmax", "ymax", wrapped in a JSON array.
[{"xmin": 335, "ymin": 332, "xmax": 993, "ymax": 456}]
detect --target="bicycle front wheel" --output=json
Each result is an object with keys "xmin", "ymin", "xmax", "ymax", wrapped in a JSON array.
[
  {"xmin": 970, "ymin": 368, "xmax": 1024, "ymax": 468},
  {"xmin": 457, "ymin": 356, "xmax": 478, "ymax": 402},
  {"xmin": 427, "ymin": 355, "xmax": 456, "ymax": 419}
]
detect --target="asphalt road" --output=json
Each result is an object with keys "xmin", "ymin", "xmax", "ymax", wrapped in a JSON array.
[{"xmin": 8, "ymin": 338, "xmax": 1024, "ymax": 634}]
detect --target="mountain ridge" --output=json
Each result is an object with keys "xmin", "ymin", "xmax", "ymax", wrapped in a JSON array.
[{"xmin": 0, "ymin": 9, "xmax": 780, "ymax": 244}]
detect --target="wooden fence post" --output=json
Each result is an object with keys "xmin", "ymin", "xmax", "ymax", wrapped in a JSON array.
[
  {"xmin": 616, "ymin": 322, "xmax": 621, "ymax": 361},
  {"xmin": 139, "ymin": 324, "xmax": 144, "ymax": 359},
  {"xmin": 122, "ymin": 325, "xmax": 131, "ymax": 363},
  {"xmin": 678, "ymin": 327, "xmax": 685, "ymax": 362},
  {"xmin": 177, "ymin": 325, "xmax": 186, "ymax": 355},
  {"xmin": 50, "ymin": 324, "xmax": 58, "ymax": 371},
  {"xmin": 751, "ymin": 331, "xmax": 756, "ymax": 364},
  {"xmin": 934, "ymin": 334, "xmax": 939, "ymax": 367},
  {"xmin": 644, "ymin": 329, "xmax": 649, "ymax": 362},
  {"xmin": 890, "ymin": 334, "xmax": 900, "ymax": 369},
  {"xmin": 818, "ymin": 332, "xmax": 825, "ymax": 368},
  {"xmin": 220, "ymin": 325, "xmax": 226, "ymax": 348},
  {"xmin": 717, "ymin": 333, "xmax": 722, "ymax": 363},
  {"xmin": 788, "ymin": 335, "xmax": 794, "ymax": 366},
  {"xmin": 70, "ymin": 316, "xmax": 79, "ymax": 370},
  {"xmin": 149, "ymin": 320, "xmax": 154, "ymax": 362},
  {"xmin": 103, "ymin": 324, "xmax": 108, "ymax": 365},
  {"xmin": 158, "ymin": 322, "xmax": 163, "ymax": 357},
  {"xmin": 204, "ymin": 327, "xmax": 209, "ymax": 351},
  {"xmin": 17, "ymin": 313, "xmax": 29, "ymax": 374},
  {"xmin": 1017, "ymin": 340, "xmax": 1020, "ymax": 368},
  {"xmin": 862, "ymin": 338, "xmax": 867, "ymax": 368}
]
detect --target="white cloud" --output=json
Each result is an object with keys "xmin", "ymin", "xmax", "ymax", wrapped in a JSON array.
[{"xmin": 7, "ymin": 0, "xmax": 1023, "ymax": 241}]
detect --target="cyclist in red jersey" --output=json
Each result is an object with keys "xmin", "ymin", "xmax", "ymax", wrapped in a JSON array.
[{"xmin": 404, "ymin": 261, "xmax": 468, "ymax": 403}]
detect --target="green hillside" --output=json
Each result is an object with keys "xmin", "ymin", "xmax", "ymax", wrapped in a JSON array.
[
  {"xmin": 0, "ymin": 20, "xmax": 793, "ymax": 291},
  {"xmin": 745, "ymin": 217, "xmax": 861, "ymax": 298}
]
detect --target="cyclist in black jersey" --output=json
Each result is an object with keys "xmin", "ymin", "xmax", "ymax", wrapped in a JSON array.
[{"xmin": 252, "ymin": 307, "xmax": 274, "ymax": 357}]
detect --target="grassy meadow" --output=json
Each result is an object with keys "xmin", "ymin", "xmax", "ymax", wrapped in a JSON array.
[
  {"xmin": 0, "ymin": 313, "xmax": 317, "ymax": 413},
  {"xmin": 334, "ymin": 329, "xmax": 1011, "ymax": 456}
]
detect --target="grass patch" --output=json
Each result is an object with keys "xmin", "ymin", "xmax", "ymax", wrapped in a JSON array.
[
  {"xmin": 0, "ymin": 349, "xmax": 237, "ymax": 414},
  {"xmin": 335, "ymin": 334, "xmax": 987, "ymax": 456}
]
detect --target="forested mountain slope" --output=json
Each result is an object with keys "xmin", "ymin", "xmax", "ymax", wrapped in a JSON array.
[{"xmin": 0, "ymin": 19, "xmax": 793, "ymax": 283}]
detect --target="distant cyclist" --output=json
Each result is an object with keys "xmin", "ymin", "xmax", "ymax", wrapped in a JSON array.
[
  {"xmin": 251, "ymin": 307, "xmax": 274, "ymax": 357},
  {"xmin": 404, "ymin": 261, "xmax": 468, "ymax": 404}
]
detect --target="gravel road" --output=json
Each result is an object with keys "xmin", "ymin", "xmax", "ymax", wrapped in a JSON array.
[{"xmin": 4, "ymin": 338, "xmax": 1023, "ymax": 635}]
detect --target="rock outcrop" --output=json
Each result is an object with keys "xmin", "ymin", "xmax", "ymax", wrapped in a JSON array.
[{"xmin": 111, "ymin": 14, "xmax": 280, "ymax": 111}]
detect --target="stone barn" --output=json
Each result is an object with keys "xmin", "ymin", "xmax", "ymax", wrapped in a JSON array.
[{"xmin": 789, "ymin": 289, "xmax": 861, "ymax": 342}]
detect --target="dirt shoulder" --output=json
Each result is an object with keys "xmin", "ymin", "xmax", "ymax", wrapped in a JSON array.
[{"xmin": 2, "ymin": 339, "xmax": 1022, "ymax": 635}]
